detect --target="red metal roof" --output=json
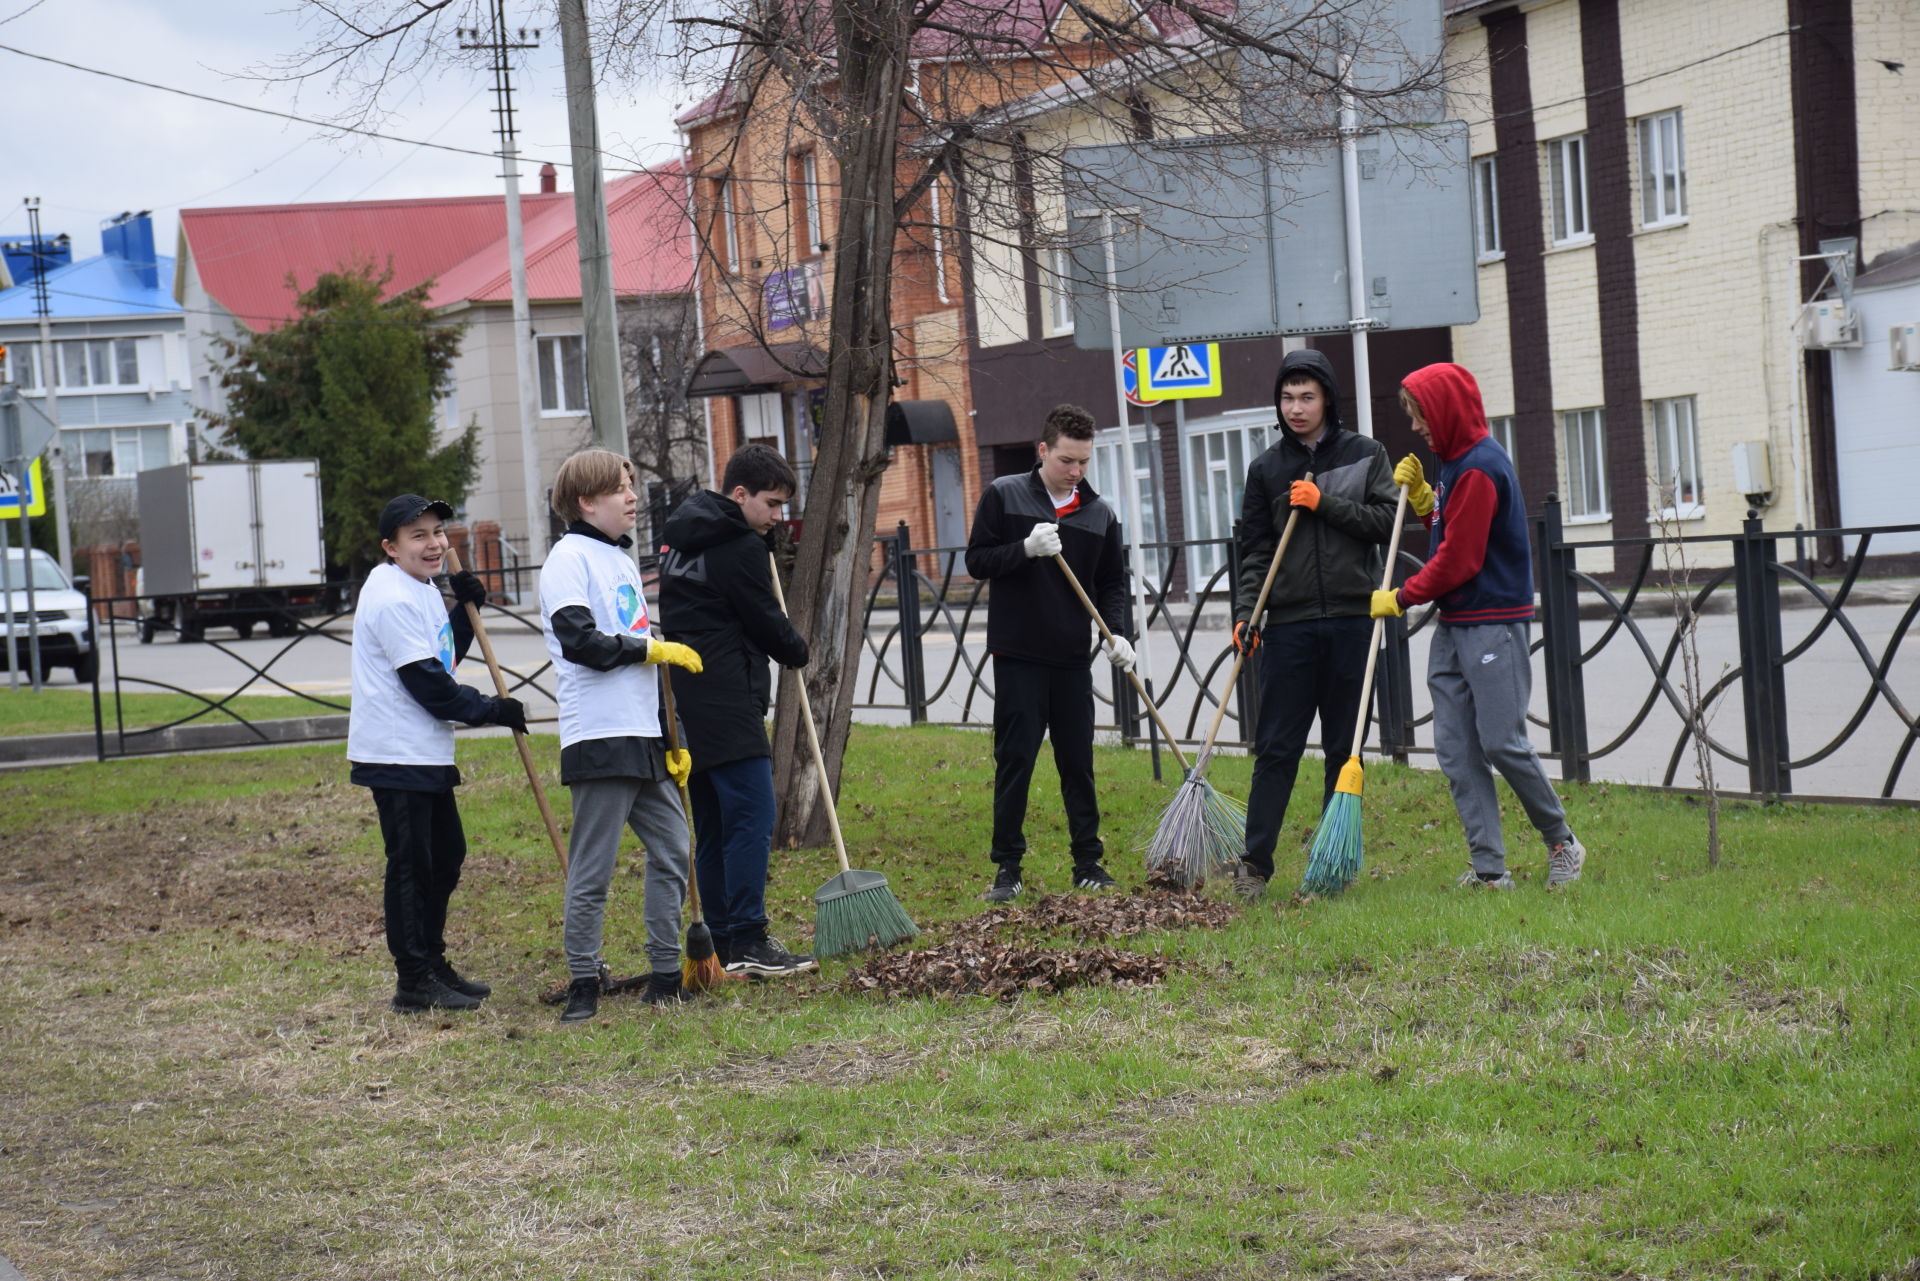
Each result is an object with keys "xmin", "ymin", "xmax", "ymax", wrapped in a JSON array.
[{"xmin": 181, "ymin": 171, "xmax": 690, "ymax": 331}]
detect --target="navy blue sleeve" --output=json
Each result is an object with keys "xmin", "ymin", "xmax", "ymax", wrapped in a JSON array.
[
  {"xmin": 448, "ymin": 601, "xmax": 476, "ymax": 664},
  {"xmin": 550, "ymin": 604, "xmax": 651, "ymax": 671},
  {"xmin": 397, "ymin": 658, "xmax": 500, "ymax": 725}
]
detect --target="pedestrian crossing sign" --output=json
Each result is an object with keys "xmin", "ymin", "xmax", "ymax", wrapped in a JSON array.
[
  {"xmin": 0, "ymin": 458, "xmax": 47, "ymax": 518},
  {"xmin": 1137, "ymin": 343, "xmax": 1222, "ymax": 399}
]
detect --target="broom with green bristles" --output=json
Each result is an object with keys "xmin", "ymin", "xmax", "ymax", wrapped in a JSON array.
[
  {"xmin": 1300, "ymin": 483, "xmax": 1412, "ymax": 896},
  {"xmin": 768, "ymin": 554, "xmax": 918, "ymax": 959}
]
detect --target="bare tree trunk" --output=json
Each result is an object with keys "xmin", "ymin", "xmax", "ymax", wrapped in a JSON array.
[{"xmin": 770, "ymin": 0, "xmax": 912, "ymax": 848}]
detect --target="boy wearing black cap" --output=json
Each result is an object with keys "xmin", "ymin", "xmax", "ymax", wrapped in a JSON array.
[
  {"xmin": 1229, "ymin": 350, "xmax": 1399, "ymax": 897},
  {"xmin": 349, "ymin": 494, "xmax": 527, "ymax": 1013}
]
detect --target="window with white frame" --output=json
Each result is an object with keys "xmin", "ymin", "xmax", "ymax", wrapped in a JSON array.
[
  {"xmin": 1473, "ymin": 155, "xmax": 1502, "ymax": 259},
  {"xmin": 537, "ymin": 335, "xmax": 588, "ymax": 414},
  {"xmin": 1547, "ymin": 134, "xmax": 1591, "ymax": 245},
  {"xmin": 68, "ymin": 425, "xmax": 170, "ymax": 478},
  {"xmin": 1046, "ymin": 246, "xmax": 1076, "ymax": 335},
  {"xmin": 1091, "ymin": 429, "xmax": 1168, "ymax": 583},
  {"xmin": 717, "ymin": 176, "xmax": 740, "ymax": 272},
  {"xmin": 1488, "ymin": 414, "xmax": 1516, "ymax": 460},
  {"xmin": 1182, "ymin": 417, "xmax": 1271, "ymax": 582},
  {"xmin": 1561, "ymin": 407, "xmax": 1609, "ymax": 520},
  {"xmin": 798, "ymin": 151, "xmax": 822, "ymax": 253},
  {"xmin": 1649, "ymin": 396, "xmax": 1702, "ymax": 517},
  {"xmin": 56, "ymin": 338, "xmax": 140, "ymax": 389},
  {"xmin": 1637, "ymin": 109, "xmax": 1687, "ymax": 227},
  {"xmin": 1, "ymin": 341, "xmax": 35, "ymax": 390}
]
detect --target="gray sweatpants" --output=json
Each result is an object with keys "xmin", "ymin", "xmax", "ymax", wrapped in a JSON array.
[
  {"xmin": 564, "ymin": 777, "xmax": 691, "ymax": 979},
  {"xmin": 1429, "ymin": 622, "xmax": 1572, "ymax": 875}
]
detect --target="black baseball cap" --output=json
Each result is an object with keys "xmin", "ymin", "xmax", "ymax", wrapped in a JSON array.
[{"xmin": 379, "ymin": 494, "xmax": 455, "ymax": 541}]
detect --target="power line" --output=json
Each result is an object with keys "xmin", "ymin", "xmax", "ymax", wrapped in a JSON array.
[{"xmin": 0, "ymin": 40, "xmax": 572, "ymax": 169}]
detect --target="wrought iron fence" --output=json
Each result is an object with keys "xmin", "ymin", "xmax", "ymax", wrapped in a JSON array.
[
  {"xmin": 83, "ymin": 562, "xmax": 576, "ymax": 761},
  {"xmin": 859, "ymin": 503, "xmax": 1920, "ymax": 803}
]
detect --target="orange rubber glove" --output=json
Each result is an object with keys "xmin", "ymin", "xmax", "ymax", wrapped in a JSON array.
[
  {"xmin": 1232, "ymin": 620, "xmax": 1260, "ymax": 654},
  {"xmin": 1289, "ymin": 479, "xmax": 1321, "ymax": 511}
]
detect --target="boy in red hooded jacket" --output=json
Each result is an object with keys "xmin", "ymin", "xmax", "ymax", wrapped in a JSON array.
[{"xmin": 1370, "ymin": 363, "xmax": 1587, "ymax": 890}]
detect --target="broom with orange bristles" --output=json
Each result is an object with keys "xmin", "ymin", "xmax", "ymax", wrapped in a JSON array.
[{"xmin": 659, "ymin": 667, "xmax": 731, "ymax": 992}]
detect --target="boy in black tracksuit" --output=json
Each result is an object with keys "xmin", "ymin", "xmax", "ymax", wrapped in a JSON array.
[
  {"xmin": 659, "ymin": 444, "xmax": 815, "ymax": 976},
  {"xmin": 965, "ymin": 404, "xmax": 1136, "ymax": 903},
  {"xmin": 1230, "ymin": 349, "xmax": 1399, "ymax": 896}
]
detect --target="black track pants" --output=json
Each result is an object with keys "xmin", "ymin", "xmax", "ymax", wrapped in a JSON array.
[
  {"xmin": 990, "ymin": 656, "xmax": 1103, "ymax": 868},
  {"xmin": 1242, "ymin": 616, "xmax": 1371, "ymax": 877}
]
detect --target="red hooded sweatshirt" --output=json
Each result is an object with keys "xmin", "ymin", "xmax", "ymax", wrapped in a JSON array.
[{"xmin": 1395, "ymin": 363, "xmax": 1535, "ymax": 624}]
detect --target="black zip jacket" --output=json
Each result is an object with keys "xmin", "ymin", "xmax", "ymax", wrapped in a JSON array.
[
  {"xmin": 964, "ymin": 466, "xmax": 1127, "ymax": 668},
  {"xmin": 1234, "ymin": 425, "xmax": 1398, "ymax": 626},
  {"xmin": 658, "ymin": 489, "xmax": 810, "ymax": 772}
]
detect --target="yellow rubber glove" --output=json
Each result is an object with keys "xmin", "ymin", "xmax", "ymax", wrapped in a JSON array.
[
  {"xmin": 1394, "ymin": 455, "xmax": 1436, "ymax": 517},
  {"xmin": 643, "ymin": 639, "xmax": 703, "ymax": 673},
  {"xmin": 1370, "ymin": 589, "xmax": 1405, "ymax": 619},
  {"xmin": 665, "ymin": 748, "xmax": 691, "ymax": 788}
]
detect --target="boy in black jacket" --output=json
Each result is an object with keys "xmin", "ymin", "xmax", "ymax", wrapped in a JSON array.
[
  {"xmin": 1230, "ymin": 349, "xmax": 1398, "ymax": 897},
  {"xmin": 965, "ymin": 404, "xmax": 1135, "ymax": 903},
  {"xmin": 659, "ymin": 445, "xmax": 815, "ymax": 976}
]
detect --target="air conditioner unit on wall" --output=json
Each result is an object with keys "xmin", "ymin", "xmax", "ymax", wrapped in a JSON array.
[
  {"xmin": 1801, "ymin": 302, "xmax": 1862, "ymax": 349},
  {"xmin": 1890, "ymin": 322, "xmax": 1920, "ymax": 372}
]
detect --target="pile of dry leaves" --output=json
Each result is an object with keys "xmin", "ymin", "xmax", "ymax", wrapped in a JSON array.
[
  {"xmin": 954, "ymin": 889, "xmax": 1239, "ymax": 943},
  {"xmin": 841, "ymin": 890, "xmax": 1237, "ymax": 1000},
  {"xmin": 842, "ymin": 940, "xmax": 1172, "ymax": 1000}
]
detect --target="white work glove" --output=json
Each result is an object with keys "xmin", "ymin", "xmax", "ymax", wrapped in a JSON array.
[
  {"xmin": 1022, "ymin": 523, "xmax": 1062, "ymax": 559},
  {"xmin": 1104, "ymin": 635, "xmax": 1136, "ymax": 672}
]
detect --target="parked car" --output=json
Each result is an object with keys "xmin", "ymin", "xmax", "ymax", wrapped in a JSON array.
[{"xmin": 1, "ymin": 548, "xmax": 95, "ymax": 682}]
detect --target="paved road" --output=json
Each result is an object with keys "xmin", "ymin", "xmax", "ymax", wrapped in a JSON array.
[{"xmin": 80, "ymin": 587, "xmax": 1919, "ymax": 800}]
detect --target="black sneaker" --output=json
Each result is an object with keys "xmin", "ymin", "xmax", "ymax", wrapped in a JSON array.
[
  {"xmin": 1072, "ymin": 862, "xmax": 1118, "ymax": 891},
  {"xmin": 642, "ymin": 971, "xmax": 694, "ymax": 1005},
  {"xmin": 559, "ymin": 976, "xmax": 600, "ymax": 1023},
  {"xmin": 434, "ymin": 960, "xmax": 491, "ymax": 999},
  {"xmin": 984, "ymin": 864, "xmax": 1023, "ymax": 903},
  {"xmin": 725, "ymin": 936, "xmax": 817, "ymax": 976},
  {"xmin": 392, "ymin": 976, "xmax": 481, "ymax": 1014}
]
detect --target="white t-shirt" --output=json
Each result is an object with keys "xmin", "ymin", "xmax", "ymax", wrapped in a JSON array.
[
  {"xmin": 348, "ymin": 562, "xmax": 459, "ymax": 766},
  {"xmin": 540, "ymin": 533, "xmax": 662, "ymax": 748}
]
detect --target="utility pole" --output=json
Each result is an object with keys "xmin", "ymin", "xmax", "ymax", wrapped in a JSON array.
[
  {"xmin": 459, "ymin": 6, "xmax": 549, "ymax": 564},
  {"xmin": 1337, "ymin": 49, "xmax": 1375, "ymax": 438},
  {"xmin": 557, "ymin": 0, "xmax": 626, "ymax": 453},
  {"xmin": 22, "ymin": 199, "xmax": 72, "ymax": 570}
]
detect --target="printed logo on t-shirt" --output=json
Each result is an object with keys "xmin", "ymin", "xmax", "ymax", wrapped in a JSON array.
[
  {"xmin": 436, "ymin": 620, "xmax": 456, "ymax": 674},
  {"xmin": 614, "ymin": 582, "xmax": 650, "ymax": 633}
]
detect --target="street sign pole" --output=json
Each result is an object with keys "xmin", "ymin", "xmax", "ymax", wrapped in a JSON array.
[
  {"xmin": 0, "ymin": 511, "xmax": 14, "ymax": 690},
  {"xmin": 1339, "ymin": 49, "xmax": 1375, "ymax": 438},
  {"xmin": 1099, "ymin": 212, "xmax": 1155, "ymax": 688},
  {"xmin": 14, "ymin": 464, "xmax": 42, "ymax": 691}
]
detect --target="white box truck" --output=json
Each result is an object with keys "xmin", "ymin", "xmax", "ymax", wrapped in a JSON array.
[{"xmin": 135, "ymin": 460, "xmax": 329, "ymax": 642}]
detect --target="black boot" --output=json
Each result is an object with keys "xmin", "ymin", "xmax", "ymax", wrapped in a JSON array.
[
  {"xmin": 392, "ymin": 975, "xmax": 482, "ymax": 1014},
  {"xmin": 559, "ymin": 976, "xmax": 600, "ymax": 1023},
  {"xmin": 642, "ymin": 971, "xmax": 693, "ymax": 1005},
  {"xmin": 434, "ymin": 960, "xmax": 491, "ymax": 999}
]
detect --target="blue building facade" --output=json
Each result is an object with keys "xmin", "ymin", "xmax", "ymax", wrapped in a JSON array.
[{"xmin": 0, "ymin": 212, "xmax": 192, "ymax": 518}]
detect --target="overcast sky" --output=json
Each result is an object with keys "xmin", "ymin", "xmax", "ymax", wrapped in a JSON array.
[{"xmin": 0, "ymin": 0, "xmax": 685, "ymax": 263}]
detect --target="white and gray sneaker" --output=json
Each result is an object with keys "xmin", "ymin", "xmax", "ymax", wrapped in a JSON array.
[
  {"xmin": 1547, "ymin": 834, "xmax": 1587, "ymax": 888},
  {"xmin": 726, "ymin": 937, "xmax": 817, "ymax": 976},
  {"xmin": 1456, "ymin": 868, "xmax": 1515, "ymax": 890}
]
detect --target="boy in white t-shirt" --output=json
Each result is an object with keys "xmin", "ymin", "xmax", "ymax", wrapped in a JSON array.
[
  {"xmin": 539, "ymin": 450, "xmax": 705, "ymax": 1022},
  {"xmin": 349, "ymin": 495, "xmax": 527, "ymax": 1014}
]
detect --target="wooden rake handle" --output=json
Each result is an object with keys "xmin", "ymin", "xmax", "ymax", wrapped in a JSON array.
[
  {"xmin": 445, "ymin": 548, "xmax": 568, "ymax": 874},
  {"xmin": 1197, "ymin": 471, "xmax": 1312, "ymax": 757},
  {"xmin": 1345, "ymin": 484, "xmax": 1414, "ymax": 763},
  {"xmin": 766, "ymin": 552, "xmax": 853, "ymax": 875},
  {"xmin": 1050, "ymin": 554, "xmax": 1190, "ymax": 773}
]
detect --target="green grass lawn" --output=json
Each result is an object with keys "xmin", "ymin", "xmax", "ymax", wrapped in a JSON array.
[
  {"xmin": 1, "ymin": 726, "xmax": 1915, "ymax": 1279},
  {"xmin": 0, "ymin": 688, "xmax": 346, "ymax": 737}
]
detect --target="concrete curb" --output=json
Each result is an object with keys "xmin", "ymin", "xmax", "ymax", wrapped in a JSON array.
[
  {"xmin": 0, "ymin": 1251, "xmax": 26, "ymax": 1280},
  {"xmin": 0, "ymin": 715, "xmax": 351, "ymax": 765}
]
